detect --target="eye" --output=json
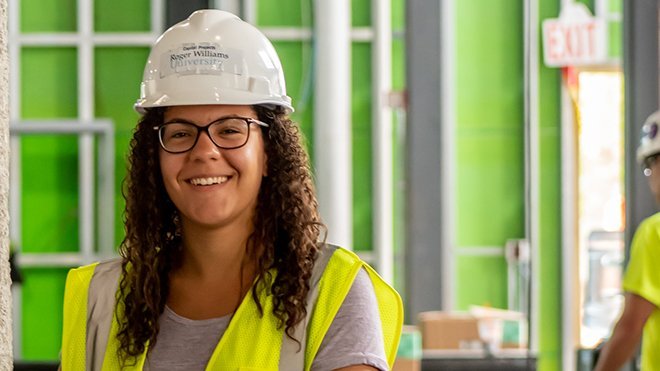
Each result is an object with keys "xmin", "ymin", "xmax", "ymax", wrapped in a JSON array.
[
  {"xmin": 213, "ymin": 119, "xmax": 247, "ymax": 136},
  {"xmin": 218, "ymin": 126, "xmax": 241, "ymax": 135},
  {"xmin": 163, "ymin": 123, "xmax": 196, "ymax": 139}
]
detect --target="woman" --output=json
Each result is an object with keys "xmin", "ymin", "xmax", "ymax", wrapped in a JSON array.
[{"xmin": 60, "ymin": 9, "xmax": 402, "ymax": 370}]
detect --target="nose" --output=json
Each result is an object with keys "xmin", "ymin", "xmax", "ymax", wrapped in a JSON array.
[{"xmin": 189, "ymin": 130, "xmax": 221, "ymax": 160}]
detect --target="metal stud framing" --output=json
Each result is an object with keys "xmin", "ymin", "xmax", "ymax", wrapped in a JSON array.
[{"xmin": 7, "ymin": 0, "xmax": 165, "ymax": 358}]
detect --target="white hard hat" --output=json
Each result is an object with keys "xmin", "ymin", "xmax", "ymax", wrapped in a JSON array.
[
  {"xmin": 135, "ymin": 9, "xmax": 293, "ymax": 113},
  {"xmin": 637, "ymin": 110, "xmax": 660, "ymax": 165}
]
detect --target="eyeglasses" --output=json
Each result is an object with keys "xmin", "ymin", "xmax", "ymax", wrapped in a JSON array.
[{"xmin": 154, "ymin": 117, "xmax": 269, "ymax": 154}]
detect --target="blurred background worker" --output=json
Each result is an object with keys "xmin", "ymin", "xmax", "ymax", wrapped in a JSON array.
[{"xmin": 594, "ymin": 111, "xmax": 660, "ymax": 371}]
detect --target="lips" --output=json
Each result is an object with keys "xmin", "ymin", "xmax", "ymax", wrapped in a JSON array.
[{"xmin": 188, "ymin": 176, "xmax": 229, "ymax": 186}]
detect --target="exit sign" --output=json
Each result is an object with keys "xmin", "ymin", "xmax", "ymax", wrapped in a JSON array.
[{"xmin": 542, "ymin": 3, "xmax": 608, "ymax": 67}]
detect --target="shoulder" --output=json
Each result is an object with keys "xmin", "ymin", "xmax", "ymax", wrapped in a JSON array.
[
  {"xmin": 636, "ymin": 212, "xmax": 660, "ymax": 236},
  {"xmin": 341, "ymin": 268, "xmax": 380, "ymax": 312},
  {"xmin": 65, "ymin": 262, "xmax": 100, "ymax": 288},
  {"xmin": 321, "ymin": 244, "xmax": 362, "ymax": 264},
  {"xmin": 632, "ymin": 213, "xmax": 660, "ymax": 253},
  {"xmin": 65, "ymin": 258, "xmax": 123, "ymax": 299},
  {"xmin": 67, "ymin": 258, "xmax": 122, "ymax": 281},
  {"xmin": 311, "ymin": 268, "xmax": 388, "ymax": 370},
  {"xmin": 92, "ymin": 258, "xmax": 123, "ymax": 279}
]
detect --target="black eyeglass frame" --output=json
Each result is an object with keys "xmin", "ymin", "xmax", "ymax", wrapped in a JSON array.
[{"xmin": 153, "ymin": 116, "xmax": 269, "ymax": 154}]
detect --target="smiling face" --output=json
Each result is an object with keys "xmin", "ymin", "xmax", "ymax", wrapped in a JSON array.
[{"xmin": 159, "ymin": 104, "xmax": 268, "ymax": 232}]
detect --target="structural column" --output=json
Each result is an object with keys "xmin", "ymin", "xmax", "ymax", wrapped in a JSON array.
[
  {"xmin": 624, "ymin": 0, "xmax": 659, "ymax": 249},
  {"xmin": 405, "ymin": 0, "xmax": 447, "ymax": 317},
  {"xmin": 0, "ymin": 0, "xmax": 13, "ymax": 367},
  {"xmin": 314, "ymin": 0, "xmax": 352, "ymax": 248}
]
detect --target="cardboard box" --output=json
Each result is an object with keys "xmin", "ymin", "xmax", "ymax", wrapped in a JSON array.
[
  {"xmin": 393, "ymin": 326, "xmax": 422, "ymax": 371},
  {"xmin": 417, "ymin": 311, "xmax": 481, "ymax": 350},
  {"xmin": 468, "ymin": 306, "xmax": 528, "ymax": 350},
  {"xmin": 392, "ymin": 358, "xmax": 420, "ymax": 371}
]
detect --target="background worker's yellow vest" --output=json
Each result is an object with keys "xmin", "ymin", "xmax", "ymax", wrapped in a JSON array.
[{"xmin": 61, "ymin": 245, "xmax": 403, "ymax": 370}]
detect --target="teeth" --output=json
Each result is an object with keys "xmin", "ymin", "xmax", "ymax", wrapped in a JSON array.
[{"xmin": 189, "ymin": 176, "xmax": 228, "ymax": 186}]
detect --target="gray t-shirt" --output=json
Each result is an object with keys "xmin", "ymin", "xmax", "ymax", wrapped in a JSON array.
[{"xmin": 145, "ymin": 269, "xmax": 388, "ymax": 370}]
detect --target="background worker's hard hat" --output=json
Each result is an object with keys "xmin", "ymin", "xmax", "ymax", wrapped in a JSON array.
[
  {"xmin": 637, "ymin": 110, "xmax": 660, "ymax": 165},
  {"xmin": 135, "ymin": 9, "xmax": 293, "ymax": 113}
]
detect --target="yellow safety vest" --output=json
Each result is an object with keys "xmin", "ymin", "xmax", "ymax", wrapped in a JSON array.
[{"xmin": 61, "ymin": 245, "xmax": 403, "ymax": 370}]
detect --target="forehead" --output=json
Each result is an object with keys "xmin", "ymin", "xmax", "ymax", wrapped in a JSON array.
[{"xmin": 164, "ymin": 104, "xmax": 256, "ymax": 122}]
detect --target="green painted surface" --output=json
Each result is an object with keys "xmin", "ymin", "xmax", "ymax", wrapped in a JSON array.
[
  {"xmin": 20, "ymin": 134, "xmax": 79, "ymax": 254},
  {"xmin": 20, "ymin": 47, "xmax": 80, "ymax": 255},
  {"xmin": 18, "ymin": 1, "xmax": 152, "ymax": 361},
  {"xmin": 456, "ymin": 256, "xmax": 508, "ymax": 309},
  {"xmin": 95, "ymin": 0, "xmax": 150, "ymax": 32},
  {"xmin": 391, "ymin": 0, "xmax": 406, "ymax": 296},
  {"xmin": 271, "ymin": 41, "xmax": 314, "ymax": 149},
  {"xmin": 352, "ymin": 43, "xmax": 373, "ymax": 252},
  {"xmin": 21, "ymin": 268, "xmax": 69, "ymax": 359},
  {"xmin": 20, "ymin": 46, "xmax": 79, "ymax": 360},
  {"xmin": 94, "ymin": 47, "xmax": 151, "ymax": 247},
  {"xmin": 20, "ymin": 0, "xmax": 76, "ymax": 32},
  {"xmin": 538, "ymin": 0, "xmax": 563, "ymax": 369},
  {"xmin": 392, "ymin": 0, "xmax": 405, "ymax": 30},
  {"xmin": 20, "ymin": 48, "xmax": 78, "ymax": 118},
  {"xmin": 454, "ymin": 0, "xmax": 525, "ymax": 307},
  {"xmin": 456, "ymin": 131, "xmax": 525, "ymax": 246},
  {"xmin": 257, "ymin": 1, "xmax": 307, "ymax": 27},
  {"xmin": 256, "ymin": 0, "xmax": 380, "ymax": 28},
  {"xmin": 453, "ymin": 1, "xmax": 564, "ymax": 369},
  {"xmin": 352, "ymin": 0, "xmax": 370, "ymax": 27}
]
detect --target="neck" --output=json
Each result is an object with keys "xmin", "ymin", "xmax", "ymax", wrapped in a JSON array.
[
  {"xmin": 167, "ymin": 220, "xmax": 260, "ymax": 319},
  {"xmin": 178, "ymin": 219, "xmax": 257, "ymax": 281}
]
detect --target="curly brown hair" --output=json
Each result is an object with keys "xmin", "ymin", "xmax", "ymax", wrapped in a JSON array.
[{"xmin": 116, "ymin": 105, "xmax": 324, "ymax": 364}]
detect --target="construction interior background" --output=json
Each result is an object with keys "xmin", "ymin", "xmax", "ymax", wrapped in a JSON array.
[{"xmin": 4, "ymin": 0, "xmax": 658, "ymax": 370}]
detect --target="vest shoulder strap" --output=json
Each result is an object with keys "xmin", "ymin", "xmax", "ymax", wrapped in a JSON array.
[
  {"xmin": 278, "ymin": 243, "xmax": 337, "ymax": 370},
  {"xmin": 304, "ymin": 245, "xmax": 404, "ymax": 370},
  {"xmin": 86, "ymin": 258, "xmax": 122, "ymax": 371},
  {"xmin": 61, "ymin": 262, "xmax": 99, "ymax": 371}
]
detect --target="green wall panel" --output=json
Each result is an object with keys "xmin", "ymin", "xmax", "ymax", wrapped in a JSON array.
[
  {"xmin": 18, "ymin": 3, "xmax": 153, "ymax": 361},
  {"xmin": 21, "ymin": 268, "xmax": 69, "ymax": 360},
  {"xmin": 457, "ymin": 132, "xmax": 524, "ymax": 246},
  {"xmin": 352, "ymin": 43, "xmax": 373, "ymax": 252},
  {"xmin": 20, "ymin": 47, "xmax": 79, "ymax": 255},
  {"xmin": 538, "ymin": 0, "xmax": 562, "ymax": 369},
  {"xmin": 21, "ymin": 135, "xmax": 79, "ymax": 254},
  {"xmin": 21, "ymin": 0, "xmax": 76, "ymax": 32},
  {"xmin": 391, "ymin": 0, "xmax": 406, "ymax": 295},
  {"xmin": 21, "ymin": 48, "xmax": 78, "ymax": 117},
  {"xmin": 271, "ymin": 41, "xmax": 314, "ymax": 149},
  {"xmin": 456, "ymin": 255, "xmax": 507, "ymax": 309},
  {"xmin": 94, "ymin": 47, "xmax": 151, "ymax": 247},
  {"xmin": 257, "ymin": 1, "xmax": 307, "ymax": 27},
  {"xmin": 352, "ymin": 0, "xmax": 370, "ymax": 27},
  {"xmin": 392, "ymin": 0, "xmax": 405, "ymax": 30},
  {"xmin": 392, "ymin": 39, "xmax": 405, "ymax": 90},
  {"xmin": 454, "ymin": 0, "xmax": 524, "ymax": 313},
  {"xmin": 95, "ymin": 0, "xmax": 151, "ymax": 32}
]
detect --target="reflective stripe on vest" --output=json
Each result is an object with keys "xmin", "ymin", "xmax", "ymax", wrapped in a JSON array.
[{"xmin": 61, "ymin": 245, "xmax": 403, "ymax": 370}]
